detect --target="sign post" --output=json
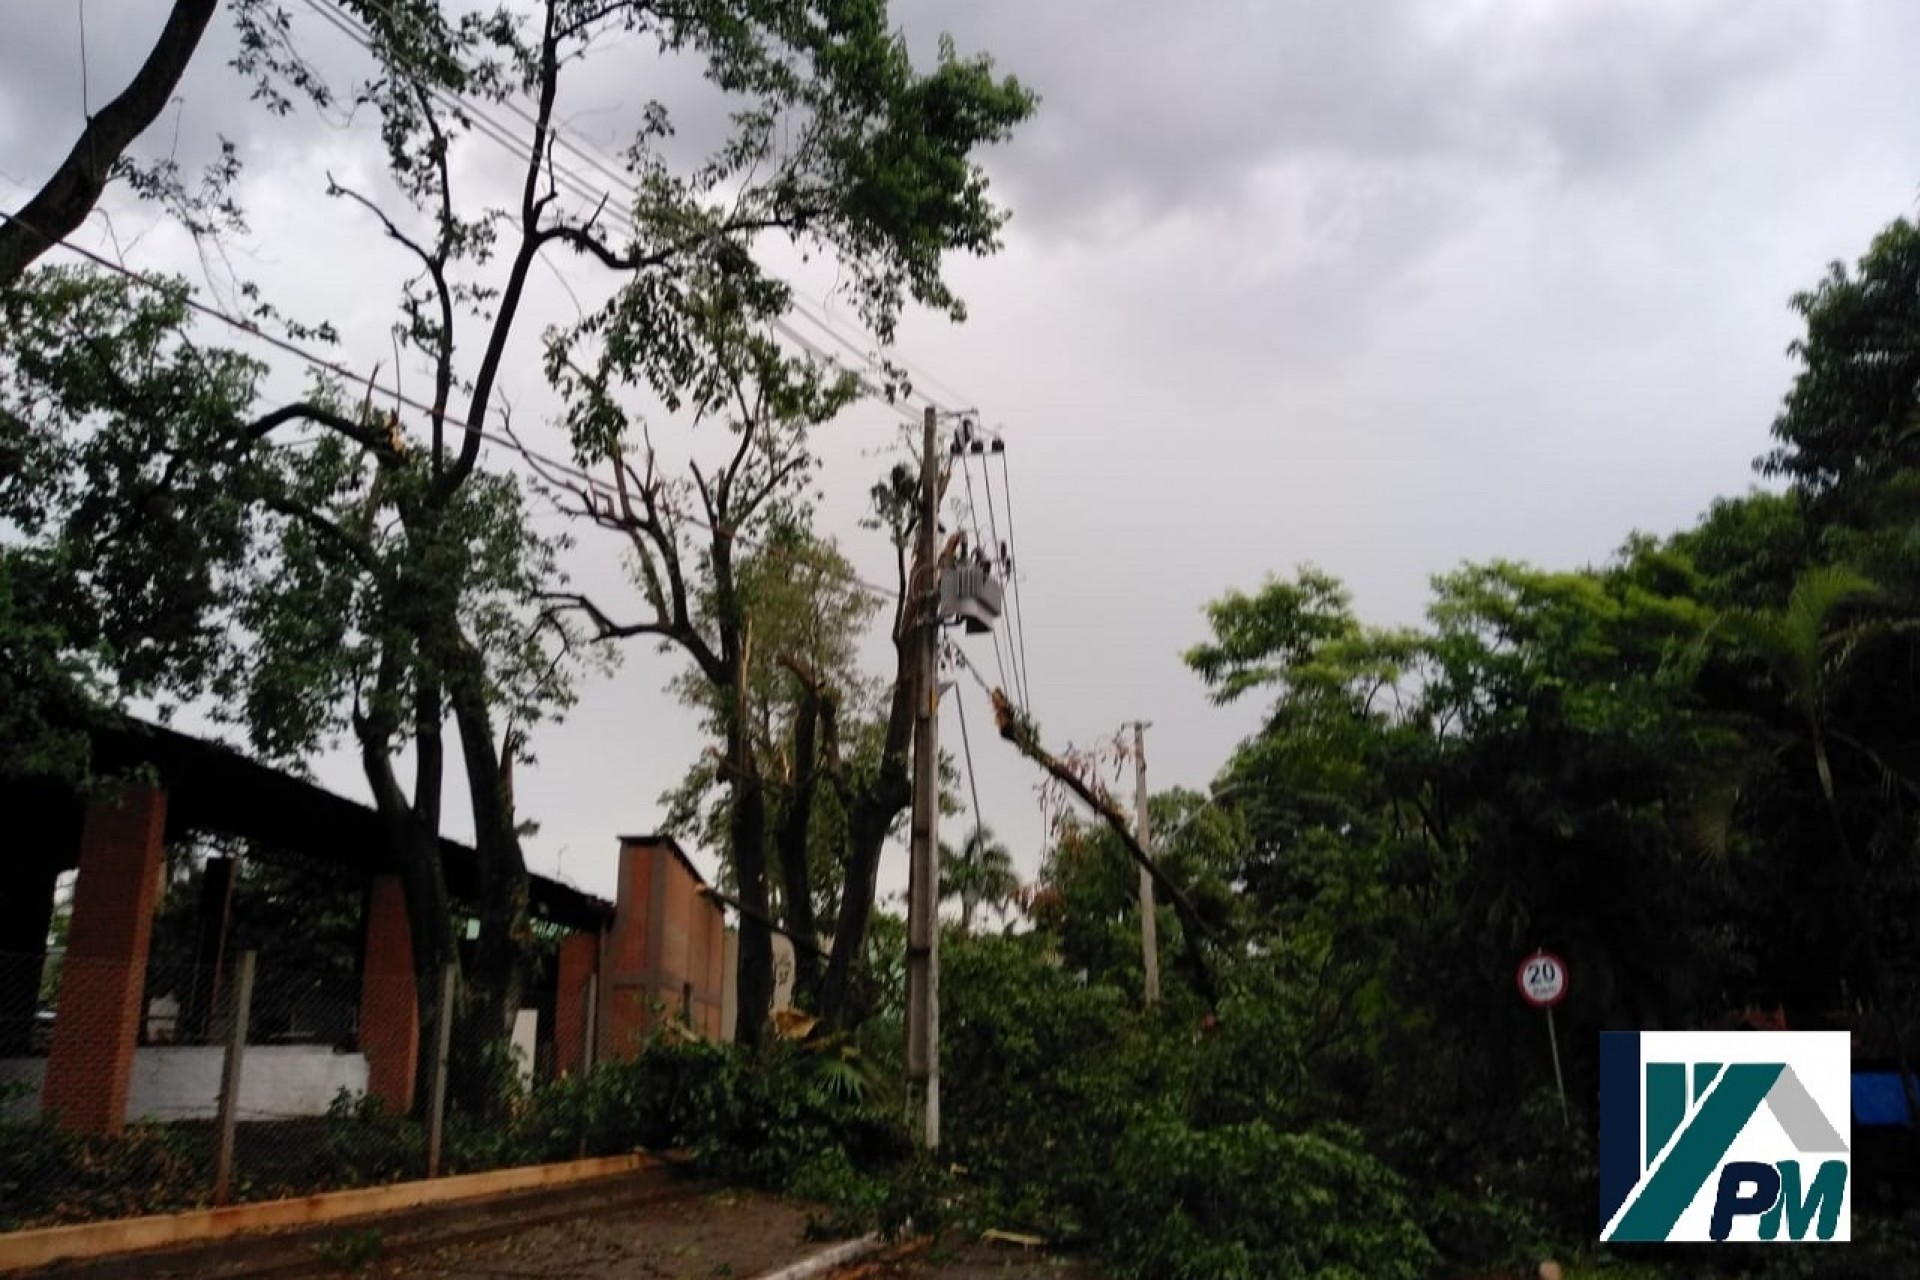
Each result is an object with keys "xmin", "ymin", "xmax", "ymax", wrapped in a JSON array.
[{"xmin": 1517, "ymin": 949, "xmax": 1570, "ymax": 1129}]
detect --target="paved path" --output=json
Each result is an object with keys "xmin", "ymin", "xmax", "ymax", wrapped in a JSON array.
[{"xmin": 828, "ymin": 1239, "xmax": 1102, "ymax": 1280}]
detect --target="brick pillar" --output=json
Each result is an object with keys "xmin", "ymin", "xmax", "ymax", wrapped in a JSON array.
[
  {"xmin": 552, "ymin": 931, "xmax": 599, "ymax": 1077},
  {"xmin": 358, "ymin": 876, "xmax": 418, "ymax": 1114},
  {"xmin": 692, "ymin": 898, "xmax": 726, "ymax": 1040},
  {"xmin": 603, "ymin": 839, "xmax": 663, "ymax": 1061},
  {"xmin": 43, "ymin": 785, "xmax": 167, "ymax": 1134},
  {"xmin": 720, "ymin": 928, "xmax": 739, "ymax": 1044}
]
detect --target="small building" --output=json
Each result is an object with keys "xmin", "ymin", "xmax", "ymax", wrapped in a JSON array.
[{"xmin": 2, "ymin": 718, "xmax": 774, "ymax": 1133}]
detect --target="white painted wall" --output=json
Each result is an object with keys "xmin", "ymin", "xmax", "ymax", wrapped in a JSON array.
[
  {"xmin": 0, "ymin": 1045, "xmax": 369, "ymax": 1123},
  {"xmin": 511, "ymin": 1008, "xmax": 538, "ymax": 1089}
]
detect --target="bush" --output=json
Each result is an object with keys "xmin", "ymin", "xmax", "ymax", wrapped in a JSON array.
[
  {"xmin": 0, "ymin": 1116, "xmax": 202, "ymax": 1230},
  {"xmin": 938, "ymin": 933, "xmax": 1442, "ymax": 1278},
  {"xmin": 940, "ymin": 932, "xmax": 1182, "ymax": 1235},
  {"xmin": 1101, "ymin": 1120, "xmax": 1438, "ymax": 1280},
  {"xmin": 308, "ymin": 1090, "xmax": 426, "ymax": 1187}
]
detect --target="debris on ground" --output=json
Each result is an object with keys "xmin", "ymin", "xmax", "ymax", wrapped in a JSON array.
[{"xmin": 827, "ymin": 1238, "xmax": 1102, "ymax": 1280}]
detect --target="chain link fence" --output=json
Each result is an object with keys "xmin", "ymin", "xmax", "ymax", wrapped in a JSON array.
[{"xmin": 0, "ymin": 945, "xmax": 615, "ymax": 1231}]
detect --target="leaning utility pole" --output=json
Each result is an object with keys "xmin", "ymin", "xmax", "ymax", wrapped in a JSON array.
[
  {"xmin": 1132, "ymin": 721, "xmax": 1160, "ymax": 1004},
  {"xmin": 905, "ymin": 405, "xmax": 942, "ymax": 1148}
]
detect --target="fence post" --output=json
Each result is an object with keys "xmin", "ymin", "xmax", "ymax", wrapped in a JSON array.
[
  {"xmin": 577, "ymin": 972, "xmax": 599, "ymax": 1159},
  {"xmin": 582, "ymin": 972, "xmax": 598, "ymax": 1074},
  {"xmin": 212, "ymin": 950, "xmax": 256, "ymax": 1206},
  {"xmin": 425, "ymin": 963, "xmax": 456, "ymax": 1178}
]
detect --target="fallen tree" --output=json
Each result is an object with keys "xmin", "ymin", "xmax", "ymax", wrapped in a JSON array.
[{"xmin": 988, "ymin": 688, "xmax": 1219, "ymax": 1006}]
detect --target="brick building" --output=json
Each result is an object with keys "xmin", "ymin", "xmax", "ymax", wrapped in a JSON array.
[{"xmin": 2, "ymin": 719, "xmax": 760, "ymax": 1133}]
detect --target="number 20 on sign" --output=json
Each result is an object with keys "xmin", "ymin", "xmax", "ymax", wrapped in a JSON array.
[
  {"xmin": 1518, "ymin": 951, "xmax": 1568, "ymax": 1008},
  {"xmin": 1518, "ymin": 950, "xmax": 1571, "ymax": 1127}
]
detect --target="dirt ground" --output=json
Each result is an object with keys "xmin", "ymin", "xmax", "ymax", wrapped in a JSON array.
[
  {"xmin": 334, "ymin": 1199, "xmax": 1105, "ymax": 1280},
  {"xmin": 353, "ymin": 1187, "xmax": 824, "ymax": 1279}
]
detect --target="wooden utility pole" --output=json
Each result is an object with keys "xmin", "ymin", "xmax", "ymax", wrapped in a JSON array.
[
  {"xmin": 905, "ymin": 405, "xmax": 942, "ymax": 1148},
  {"xmin": 426, "ymin": 963, "xmax": 457, "ymax": 1178},
  {"xmin": 1132, "ymin": 722, "xmax": 1160, "ymax": 1004},
  {"xmin": 211, "ymin": 950, "xmax": 256, "ymax": 1206}
]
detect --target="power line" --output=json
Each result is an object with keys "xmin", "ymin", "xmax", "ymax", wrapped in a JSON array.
[
  {"xmin": 18, "ymin": 0, "xmax": 1043, "ymax": 708},
  {"xmin": 982, "ymin": 607, "xmax": 1014, "ymax": 708},
  {"xmin": 969, "ymin": 436, "xmax": 1028, "ymax": 710},
  {"xmin": 1, "ymin": 207, "xmax": 913, "ymax": 615},
  {"xmin": 303, "ymin": 0, "xmax": 1039, "ymax": 710},
  {"xmin": 306, "ymin": 0, "xmax": 968, "ymax": 416},
  {"xmin": 997, "ymin": 446, "xmax": 1036, "ymax": 720},
  {"xmin": 947, "ymin": 640, "xmax": 1011, "ymax": 705},
  {"xmin": 950, "ymin": 667, "xmax": 986, "ymax": 836}
]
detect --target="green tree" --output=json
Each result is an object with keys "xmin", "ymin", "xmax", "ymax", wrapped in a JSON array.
[
  {"xmin": 940, "ymin": 823, "xmax": 1018, "ymax": 935},
  {"xmin": 651, "ymin": 523, "xmax": 883, "ymax": 1000},
  {"xmin": 226, "ymin": 415, "xmax": 582, "ymax": 1082},
  {"xmin": 1178, "ymin": 557, "xmax": 1760, "ymax": 1240},
  {"xmin": 0, "ymin": 267, "xmax": 270, "ymax": 781},
  {"xmin": 1762, "ymin": 217, "xmax": 1920, "ymax": 516},
  {"xmin": 530, "ymin": 2, "xmax": 1034, "ymax": 1045},
  {"xmin": 1734, "ymin": 211, "xmax": 1920, "ymax": 1120},
  {"xmin": 203, "ymin": 0, "xmax": 1026, "ymax": 1076}
]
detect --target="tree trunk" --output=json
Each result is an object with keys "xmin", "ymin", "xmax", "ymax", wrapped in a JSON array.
[
  {"xmin": 354, "ymin": 702, "xmax": 456, "ymax": 1118},
  {"xmin": 447, "ymin": 637, "xmax": 529, "ymax": 1067},
  {"xmin": 777, "ymin": 686, "xmax": 823, "ymax": 1003},
  {"xmin": 730, "ymin": 737, "xmax": 774, "ymax": 1049},
  {"xmin": 0, "ymin": 0, "xmax": 219, "ymax": 287},
  {"xmin": 816, "ymin": 642, "xmax": 916, "ymax": 1028},
  {"xmin": 817, "ymin": 744, "xmax": 913, "ymax": 1028}
]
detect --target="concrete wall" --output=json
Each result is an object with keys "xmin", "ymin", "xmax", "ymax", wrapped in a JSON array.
[{"xmin": 2, "ymin": 1045, "xmax": 370, "ymax": 1123}]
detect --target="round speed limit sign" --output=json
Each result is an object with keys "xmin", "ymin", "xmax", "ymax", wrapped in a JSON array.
[{"xmin": 1516, "ymin": 951, "xmax": 1569, "ymax": 1008}]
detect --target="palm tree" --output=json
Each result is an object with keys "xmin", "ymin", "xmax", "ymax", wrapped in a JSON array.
[
  {"xmin": 1723, "ymin": 564, "xmax": 1882, "ymax": 864},
  {"xmin": 940, "ymin": 824, "xmax": 1020, "ymax": 935},
  {"xmin": 1723, "ymin": 563, "xmax": 1920, "ymax": 1133}
]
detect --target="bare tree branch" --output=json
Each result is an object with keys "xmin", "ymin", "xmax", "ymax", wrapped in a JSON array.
[
  {"xmin": 440, "ymin": 0, "xmax": 560, "ymax": 497},
  {"xmin": 539, "ymin": 590, "xmax": 688, "ymax": 644},
  {"xmin": 0, "ymin": 0, "xmax": 219, "ymax": 287},
  {"xmin": 245, "ymin": 401, "xmax": 401, "ymax": 459}
]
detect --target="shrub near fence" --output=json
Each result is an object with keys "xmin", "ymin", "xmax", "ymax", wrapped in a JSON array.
[
  {"xmin": 3, "ymin": 947, "xmax": 544, "ymax": 1230},
  {"xmin": 0, "ymin": 942, "xmax": 919, "ymax": 1236}
]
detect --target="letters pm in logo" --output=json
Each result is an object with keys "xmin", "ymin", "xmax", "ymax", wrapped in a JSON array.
[{"xmin": 1599, "ymin": 1031, "xmax": 1851, "ymax": 1243}]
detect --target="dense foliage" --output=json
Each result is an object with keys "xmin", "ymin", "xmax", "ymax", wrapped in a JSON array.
[{"xmin": 910, "ymin": 218, "xmax": 1920, "ymax": 1278}]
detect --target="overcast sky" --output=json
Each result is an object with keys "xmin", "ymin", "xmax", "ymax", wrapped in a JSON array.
[{"xmin": 7, "ymin": 0, "xmax": 1920, "ymax": 911}]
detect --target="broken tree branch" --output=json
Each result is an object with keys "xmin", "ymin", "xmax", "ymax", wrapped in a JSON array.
[{"xmin": 989, "ymin": 688, "xmax": 1220, "ymax": 1007}]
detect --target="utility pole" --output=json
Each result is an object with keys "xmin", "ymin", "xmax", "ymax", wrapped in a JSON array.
[
  {"xmin": 906, "ymin": 404, "xmax": 942, "ymax": 1148},
  {"xmin": 1132, "ymin": 721, "xmax": 1160, "ymax": 1004}
]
